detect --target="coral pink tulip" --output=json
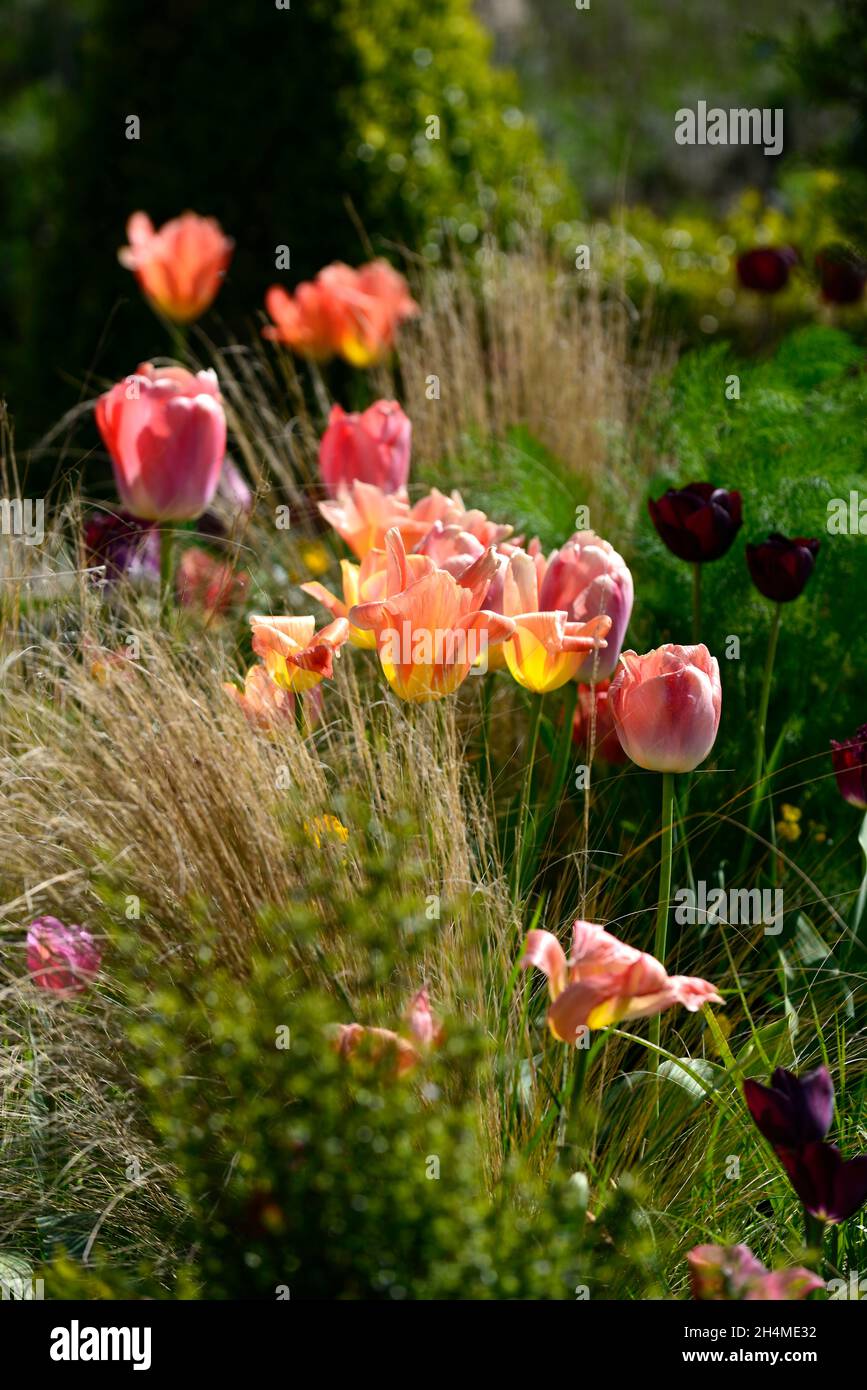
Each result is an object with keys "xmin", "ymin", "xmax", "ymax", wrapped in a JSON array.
[
  {"xmin": 263, "ymin": 259, "xmax": 419, "ymax": 366},
  {"xmin": 177, "ymin": 547, "xmax": 248, "ymax": 615},
  {"xmin": 119, "ymin": 211, "xmax": 233, "ymax": 322},
  {"xmin": 319, "ymin": 400, "xmax": 411, "ymax": 498},
  {"xmin": 609, "ymin": 643, "xmax": 721, "ymax": 772},
  {"xmin": 27, "ymin": 917, "xmax": 101, "ymax": 995},
  {"xmin": 349, "ymin": 528, "xmax": 515, "ymax": 701},
  {"xmin": 572, "ymin": 681, "xmax": 628, "ymax": 765},
  {"xmin": 250, "ymin": 614, "xmax": 349, "ymax": 693},
  {"xmin": 502, "ymin": 550, "xmax": 611, "ymax": 694},
  {"xmin": 95, "ymin": 363, "xmax": 226, "ymax": 522},
  {"xmin": 520, "ymin": 919, "xmax": 721, "ymax": 1038},
  {"xmin": 334, "ymin": 989, "xmax": 443, "ymax": 1077},
  {"xmin": 302, "ymin": 546, "xmax": 430, "ymax": 650},
  {"xmin": 538, "ymin": 530, "xmax": 634, "ymax": 680}
]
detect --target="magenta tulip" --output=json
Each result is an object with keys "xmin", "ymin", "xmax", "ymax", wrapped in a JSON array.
[
  {"xmin": 27, "ymin": 917, "xmax": 101, "ymax": 994},
  {"xmin": 319, "ymin": 400, "xmax": 411, "ymax": 498}
]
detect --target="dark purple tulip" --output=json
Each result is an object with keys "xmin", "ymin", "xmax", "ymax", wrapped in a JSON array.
[
  {"xmin": 831, "ymin": 724, "xmax": 867, "ymax": 811},
  {"xmin": 745, "ymin": 533, "xmax": 820, "ymax": 603},
  {"xmin": 83, "ymin": 509, "xmax": 159, "ymax": 584},
  {"xmin": 744, "ymin": 1066, "xmax": 834, "ymax": 1150},
  {"xmin": 779, "ymin": 1142, "xmax": 867, "ymax": 1225},
  {"xmin": 648, "ymin": 482, "xmax": 743, "ymax": 563},
  {"xmin": 815, "ymin": 245, "xmax": 867, "ymax": 306},
  {"xmin": 736, "ymin": 246, "xmax": 798, "ymax": 295}
]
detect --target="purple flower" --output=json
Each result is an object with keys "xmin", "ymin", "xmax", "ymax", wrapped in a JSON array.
[
  {"xmin": 779, "ymin": 1143, "xmax": 867, "ymax": 1225},
  {"xmin": 736, "ymin": 246, "xmax": 798, "ymax": 295},
  {"xmin": 745, "ymin": 533, "xmax": 820, "ymax": 603},
  {"xmin": 648, "ymin": 482, "xmax": 742, "ymax": 563},
  {"xmin": 743, "ymin": 1066, "xmax": 834, "ymax": 1150},
  {"xmin": 831, "ymin": 724, "xmax": 867, "ymax": 811},
  {"xmin": 815, "ymin": 245, "xmax": 867, "ymax": 306},
  {"xmin": 688, "ymin": 1244, "xmax": 823, "ymax": 1301},
  {"xmin": 26, "ymin": 917, "xmax": 101, "ymax": 995},
  {"xmin": 83, "ymin": 509, "xmax": 159, "ymax": 584}
]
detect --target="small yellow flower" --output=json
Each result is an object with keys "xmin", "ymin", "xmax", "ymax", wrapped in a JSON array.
[
  {"xmin": 300, "ymin": 542, "xmax": 331, "ymax": 578},
  {"xmin": 304, "ymin": 814, "xmax": 350, "ymax": 849},
  {"xmin": 776, "ymin": 803, "xmax": 802, "ymax": 843}
]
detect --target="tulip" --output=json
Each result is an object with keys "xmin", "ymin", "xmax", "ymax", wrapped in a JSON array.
[
  {"xmin": 743, "ymin": 1066, "xmax": 834, "ymax": 1150},
  {"xmin": 688, "ymin": 1244, "xmax": 823, "ymax": 1301},
  {"xmin": 520, "ymin": 920, "xmax": 721, "ymax": 1039},
  {"xmin": 649, "ymin": 481, "xmax": 741, "ymax": 639},
  {"xmin": 333, "ymin": 1023, "xmax": 420, "ymax": 1077},
  {"xmin": 572, "ymin": 681, "xmax": 628, "ymax": 765},
  {"xmin": 779, "ymin": 1142, "xmax": 867, "ymax": 1226},
  {"xmin": 609, "ymin": 644, "xmax": 721, "ymax": 774},
  {"xmin": 119, "ymin": 211, "xmax": 233, "ymax": 323},
  {"xmin": 83, "ymin": 508, "xmax": 159, "ymax": 586},
  {"xmin": 319, "ymin": 400, "xmax": 411, "ymax": 498},
  {"xmin": 649, "ymin": 483, "xmax": 742, "ymax": 563},
  {"xmin": 26, "ymin": 917, "xmax": 101, "ymax": 994},
  {"xmin": 831, "ymin": 725, "xmax": 867, "ymax": 810},
  {"xmin": 736, "ymin": 246, "xmax": 797, "ymax": 294},
  {"xmin": 302, "ymin": 546, "xmax": 432, "ymax": 650},
  {"xmin": 199, "ymin": 458, "xmax": 254, "ymax": 539},
  {"xmin": 746, "ymin": 533, "xmax": 820, "ymax": 604},
  {"xmin": 334, "ymin": 988, "xmax": 442, "ymax": 1077},
  {"xmin": 502, "ymin": 550, "xmax": 612, "ymax": 695},
  {"xmin": 349, "ymin": 528, "xmax": 515, "ymax": 701},
  {"xmin": 250, "ymin": 614, "xmax": 349, "ymax": 692},
  {"xmin": 318, "ymin": 482, "xmax": 430, "ymax": 559},
  {"xmin": 95, "ymin": 363, "xmax": 226, "ymax": 523},
  {"xmin": 405, "ymin": 988, "xmax": 444, "ymax": 1047},
  {"xmin": 224, "ymin": 664, "xmax": 323, "ymax": 732},
  {"xmin": 263, "ymin": 259, "xmax": 419, "ymax": 366},
  {"xmin": 537, "ymin": 531, "xmax": 633, "ymax": 681},
  {"xmin": 176, "ymin": 547, "xmax": 248, "ymax": 616},
  {"xmin": 815, "ymin": 245, "xmax": 867, "ymax": 306}
]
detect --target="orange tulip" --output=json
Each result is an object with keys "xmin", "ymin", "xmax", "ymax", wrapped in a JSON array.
[
  {"xmin": 249, "ymin": 615, "xmax": 349, "ymax": 693},
  {"xmin": 521, "ymin": 920, "xmax": 722, "ymax": 1040},
  {"xmin": 263, "ymin": 259, "xmax": 419, "ymax": 366},
  {"xmin": 119, "ymin": 211, "xmax": 233, "ymax": 323},
  {"xmin": 301, "ymin": 546, "xmax": 430, "ymax": 650},
  {"xmin": 349, "ymin": 528, "xmax": 515, "ymax": 701},
  {"xmin": 334, "ymin": 988, "xmax": 443, "ymax": 1077},
  {"xmin": 502, "ymin": 550, "xmax": 611, "ymax": 694}
]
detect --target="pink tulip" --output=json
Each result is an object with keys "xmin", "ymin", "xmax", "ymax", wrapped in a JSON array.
[
  {"xmin": 520, "ymin": 920, "xmax": 721, "ymax": 1039},
  {"xmin": 319, "ymin": 400, "xmax": 411, "ymax": 498},
  {"xmin": 223, "ymin": 665, "xmax": 322, "ymax": 732},
  {"xmin": 176, "ymin": 547, "xmax": 248, "ymax": 615},
  {"xmin": 609, "ymin": 643, "xmax": 721, "ymax": 772},
  {"xmin": 27, "ymin": 917, "xmax": 101, "ymax": 995},
  {"xmin": 538, "ymin": 531, "xmax": 634, "ymax": 680},
  {"xmin": 502, "ymin": 550, "xmax": 612, "ymax": 694},
  {"xmin": 95, "ymin": 363, "xmax": 226, "ymax": 522},
  {"xmin": 334, "ymin": 988, "xmax": 443, "ymax": 1077},
  {"xmin": 119, "ymin": 211, "xmax": 233, "ymax": 323},
  {"xmin": 405, "ymin": 988, "xmax": 444, "ymax": 1047}
]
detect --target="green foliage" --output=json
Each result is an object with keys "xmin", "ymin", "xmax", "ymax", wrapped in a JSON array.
[
  {"xmin": 1, "ymin": 0, "xmax": 569, "ymax": 452},
  {"xmin": 43, "ymin": 833, "xmax": 665, "ymax": 1300}
]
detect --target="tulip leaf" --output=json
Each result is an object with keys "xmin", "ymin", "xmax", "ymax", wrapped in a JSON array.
[{"xmin": 656, "ymin": 1057, "xmax": 721, "ymax": 1099}]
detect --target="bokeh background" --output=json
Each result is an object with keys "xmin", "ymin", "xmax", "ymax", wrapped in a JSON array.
[{"xmin": 2, "ymin": 0, "xmax": 866, "ymax": 465}]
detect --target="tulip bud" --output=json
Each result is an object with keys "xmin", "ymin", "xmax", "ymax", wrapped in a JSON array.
[
  {"xmin": 815, "ymin": 244, "xmax": 867, "ymax": 306},
  {"xmin": 609, "ymin": 643, "xmax": 722, "ymax": 773},
  {"xmin": 831, "ymin": 724, "xmax": 867, "ymax": 810},
  {"xmin": 736, "ymin": 245, "xmax": 798, "ymax": 294},
  {"xmin": 319, "ymin": 400, "xmax": 411, "ymax": 498},
  {"xmin": 648, "ymin": 482, "xmax": 742, "ymax": 563},
  {"xmin": 745, "ymin": 533, "xmax": 819, "ymax": 603}
]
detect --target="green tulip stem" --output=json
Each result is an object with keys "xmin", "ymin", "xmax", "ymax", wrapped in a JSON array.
[
  {"xmin": 748, "ymin": 601, "xmax": 782, "ymax": 836},
  {"xmin": 651, "ymin": 771, "xmax": 676, "ymax": 1100},
  {"xmin": 160, "ymin": 528, "xmax": 175, "ymax": 610},
  {"xmin": 692, "ymin": 562, "xmax": 702, "ymax": 644}
]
